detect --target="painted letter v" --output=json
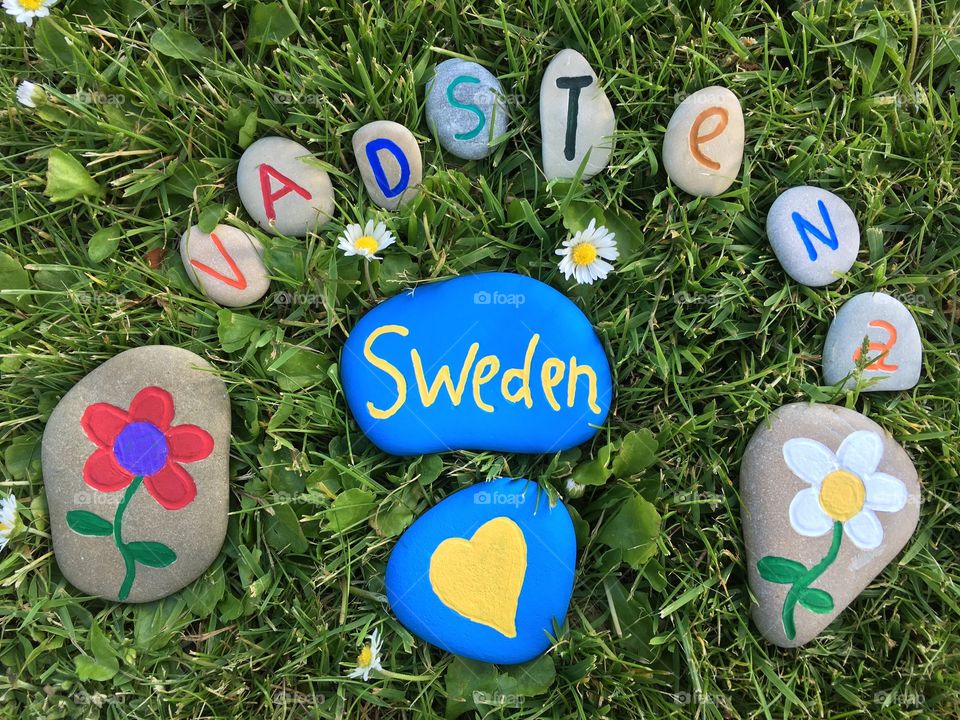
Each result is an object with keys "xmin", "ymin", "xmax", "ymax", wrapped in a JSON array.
[{"xmin": 190, "ymin": 232, "xmax": 248, "ymax": 290}]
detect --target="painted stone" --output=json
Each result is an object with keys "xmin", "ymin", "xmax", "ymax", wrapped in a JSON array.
[
  {"xmin": 42, "ymin": 346, "xmax": 231, "ymax": 603},
  {"xmin": 767, "ymin": 186, "xmax": 860, "ymax": 287},
  {"xmin": 386, "ymin": 478, "xmax": 575, "ymax": 664},
  {"xmin": 539, "ymin": 49, "xmax": 615, "ymax": 181},
  {"xmin": 351, "ymin": 121, "xmax": 422, "ymax": 210},
  {"xmin": 823, "ymin": 292, "xmax": 922, "ymax": 391},
  {"xmin": 180, "ymin": 223, "xmax": 270, "ymax": 307},
  {"xmin": 236, "ymin": 136, "xmax": 335, "ymax": 236},
  {"xmin": 662, "ymin": 86, "xmax": 744, "ymax": 197},
  {"xmin": 425, "ymin": 58, "xmax": 508, "ymax": 160},
  {"xmin": 340, "ymin": 272, "xmax": 612, "ymax": 455},
  {"xmin": 741, "ymin": 403, "xmax": 920, "ymax": 647}
]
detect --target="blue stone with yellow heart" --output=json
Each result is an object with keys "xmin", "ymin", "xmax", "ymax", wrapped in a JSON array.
[{"xmin": 386, "ymin": 478, "xmax": 576, "ymax": 664}]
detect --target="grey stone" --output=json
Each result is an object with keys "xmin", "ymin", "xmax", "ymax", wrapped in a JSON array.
[
  {"xmin": 767, "ymin": 186, "xmax": 860, "ymax": 287},
  {"xmin": 662, "ymin": 86, "xmax": 744, "ymax": 196},
  {"xmin": 236, "ymin": 136, "xmax": 335, "ymax": 236},
  {"xmin": 425, "ymin": 58, "xmax": 508, "ymax": 160},
  {"xmin": 351, "ymin": 121, "xmax": 422, "ymax": 210},
  {"xmin": 42, "ymin": 346, "xmax": 231, "ymax": 603},
  {"xmin": 741, "ymin": 403, "xmax": 920, "ymax": 647},
  {"xmin": 823, "ymin": 292, "xmax": 922, "ymax": 391},
  {"xmin": 539, "ymin": 49, "xmax": 615, "ymax": 181},
  {"xmin": 180, "ymin": 223, "xmax": 270, "ymax": 307}
]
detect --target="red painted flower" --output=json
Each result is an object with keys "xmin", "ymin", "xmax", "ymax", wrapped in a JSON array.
[{"xmin": 80, "ymin": 386, "xmax": 213, "ymax": 510}]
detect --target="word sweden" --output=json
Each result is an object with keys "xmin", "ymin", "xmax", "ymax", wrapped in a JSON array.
[{"xmin": 362, "ymin": 325, "xmax": 603, "ymax": 420}]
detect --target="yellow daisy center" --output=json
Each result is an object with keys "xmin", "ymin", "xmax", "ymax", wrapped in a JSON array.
[
  {"xmin": 20, "ymin": 0, "xmax": 44, "ymax": 9},
  {"xmin": 356, "ymin": 645, "xmax": 372, "ymax": 667},
  {"xmin": 819, "ymin": 469, "xmax": 865, "ymax": 522},
  {"xmin": 0, "ymin": 522, "xmax": 8, "ymax": 533},
  {"xmin": 354, "ymin": 235, "xmax": 378, "ymax": 254},
  {"xmin": 571, "ymin": 242, "xmax": 598, "ymax": 266}
]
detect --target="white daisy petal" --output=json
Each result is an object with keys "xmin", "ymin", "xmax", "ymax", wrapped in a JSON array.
[
  {"xmin": 843, "ymin": 509, "xmax": 884, "ymax": 550},
  {"xmin": 863, "ymin": 471, "xmax": 908, "ymax": 513},
  {"xmin": 782, "ymin": 438, "xmax": 839, "ymax": 487},
  {"xmin": 837, "ymin": 430, "xmax": 884, "ymax": 477},
  {"xmin": 788, "ymin": 487, "xmax": 834, "ymax": 537}
]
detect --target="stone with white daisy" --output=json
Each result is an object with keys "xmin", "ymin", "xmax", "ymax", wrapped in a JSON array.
[
  {"xmin": 556, "ymin": 218, "xmax": 618, "ymax": 285},
  {"xmin": 337, "ymin": 220, "xmax": 396, "ymax": 261},
  {"xmin": 740, "ymin": 403, "xmax": 920, "ymax": 647}
]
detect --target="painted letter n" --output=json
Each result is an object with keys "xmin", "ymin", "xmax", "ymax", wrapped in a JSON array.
[{"xmin": 791, "ymin": 200, "xmax": 839, "ymax": 261}]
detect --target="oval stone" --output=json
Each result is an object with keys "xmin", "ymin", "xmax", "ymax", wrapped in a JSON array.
[
  {"xmin": 766, "ymin": 186, "xmax": 860, "ymax": 286},
  {"xmin": 823, "ymin": 292, "xmax": 922, "ymax": 391},
  {"xmin": 42, "ymin": 346, "xmax": 231, "ymax": 603},
  {"xmin": 662, "ymin": 86, "xmax": 744, "ymax": 197},
  {"xmin": 352, "ymin": 120, "xmax": 422, "ymax": 210},
  {"xmin": 741, "ymin": 403, "xmax": 920, "ymax": 647},
  {"xmin": 340, "ymin": 272, "xmax": 613, "ymax": 455},
  {"xmin": 236, "ymin": 136, "xmax": 335, "ymax": 236},
  {"xmin": 425, "ymin": 59, "xmax": 508, "ymax": 160},
  {"xmin": 386, "ymin": 478, "xmax": 575, "ymax": 664},
  {"xmin": 539, "ymin": 49, "xmax": 616, "ymax": 180},
  {"xmin": 180, "ymin": 223, "xmax": 270, "ymax": 307}
]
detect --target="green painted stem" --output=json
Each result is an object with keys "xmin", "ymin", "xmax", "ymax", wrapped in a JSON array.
[
  {"xmin": 782, "ymin": 521, "xmax": 843, "ymax": 640},
  {"xmin": 114, "ymin": 475, "xmax": 143, "ymax": 601}
]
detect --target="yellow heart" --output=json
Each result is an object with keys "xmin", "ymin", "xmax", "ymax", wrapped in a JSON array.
[{"xmin": 429, "ymin": 516, "xmax": 527, "ymax": 638}]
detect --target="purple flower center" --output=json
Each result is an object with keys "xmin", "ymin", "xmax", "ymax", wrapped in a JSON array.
[{"xmin": 112, "ymin": 421, "xmax": 169, "ymax": 476}]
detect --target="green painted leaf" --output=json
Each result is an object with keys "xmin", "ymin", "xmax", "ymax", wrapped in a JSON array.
[
  {"xmin": 325, "ymin": 488, "xmax": 375, "ymax": 532},
  {"xmin": 127, "ymin": 541, "xmax": 177, "ymax": 568},
  {"xmin": 265, "ymin": 503, "xmax": 309, "ymax": 553},
  {"xmin": 798, "ymin": 587, "xmax": 835, "ymax": 614},
  {"xmin": 44, "ymin": 150, "xmax": 103, "ymax": 202},
  {"xmin": 66, "ymin": 510, "xmax": 113, "ymax": 537},
  {"xmin": 248, "ymin": 2, "xmax": 298, "ymax": 46},
  {"xmin": 150, "ymin": 26, "xmax": 210, "ymax": 62},
  {"xmin": 88, "ymin": 226, "xmax": 122, "ymax": 262},
  {"xmin": 75, "ymin": 654, "xmax": 118, "ymax": 682},
  {"xmin": 197, "ymin": 204, "xmax": 225, "ymax": 234},
  {"xmin": 596, "ymin": 491, "xmax": 661, "ymax": 569},
  {"xmin": 756, "ymin": 556, "xmax": 806, "ymax": 584},
  {"xmin": 612, "ymin": 429, "xmax": 658, "ymax": 479}
]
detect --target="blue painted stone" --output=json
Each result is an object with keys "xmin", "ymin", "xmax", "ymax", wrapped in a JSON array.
[
  {"xmin": 425, "ymin": 59, "xmax": 509, "ymax": 160},
  {"xmin": 386, "ymin": 478, "xmax": 576, "ymax": 664},
  {"xmin": 340, "ymin": 272, "xmax": 612, "ymax": 455}
]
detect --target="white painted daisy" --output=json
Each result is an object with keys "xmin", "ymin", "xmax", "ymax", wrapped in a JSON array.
[
  {"xmin": 337, "ymin": 220, "xmax": 396, "ymax": 261},
  {"xmin": 347, "ymin": 628, "xmax": 383, "ymax": 681},
  {"xmin": 3, "ymin": 0, "xmax": 57, "ymax": 27},
  {"xmin": 16, "ymin": 80, "xmax": 41, "ymax": 108},
  {"xmin": 555, "ymin": 218, "xmax": 618, "ymax": 285},
  {"xmin": 783, "ymin": 430, "xmax": 908, "ymax": 550},
  {"xmin": 0, "ymin": 495, "xmax": 20, "ymax": 551}
]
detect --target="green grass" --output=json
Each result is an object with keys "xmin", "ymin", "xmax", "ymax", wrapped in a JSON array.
[{"xmin": 1, "ymin": 0, "xmax": 959, "ymax": 717}]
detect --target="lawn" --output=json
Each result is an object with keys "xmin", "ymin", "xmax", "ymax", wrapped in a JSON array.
[{"xmin": 1, "ymin": 1, "xmax": 959, "ymax": 718}]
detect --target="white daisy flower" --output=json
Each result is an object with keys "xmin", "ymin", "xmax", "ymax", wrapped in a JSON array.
[
  {"xmin": 0, "ymin": 495, "xmax": 19, "ymax": 551},
  {"xmin": 16, "ymin": 80, "xmax": 41, "ymax": 108},
  {"xmin": 3, "ymin": 0, "xmax": 57, "ymax": 27},
  {"xmin": 337, "ymin": 220, "xmax": 396, "ymax": 261},
  {"xmin": 555, "ymin": 218, "xmax": 618, "ymax": 285},
  {"xmin": 347, "ymin": 628, "xmax": 383, "ymax": 681},
  {"xmin": 783, "ymin": 430, "xmax": 908, "ymax": 550}
]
